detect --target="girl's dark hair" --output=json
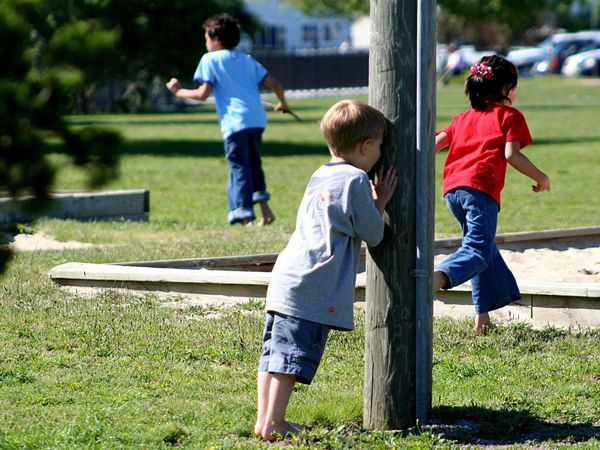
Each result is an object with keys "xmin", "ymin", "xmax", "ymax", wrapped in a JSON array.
[
  {"xmin": 203, "ymin": 14, "xmax": 240, "ymax": 48},
  {"xmin": 465, "ymin": 55, "xmax": 518, "ymax": 110}
]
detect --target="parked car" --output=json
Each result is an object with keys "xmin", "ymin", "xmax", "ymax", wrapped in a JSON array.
[
  {"xmin": 561, "ymin": 48, "xmax": 600, "ymax": 76},
  {"xmin": 507, "ymin": 31, "xmax": 600, "ymax": 75},
  {"xmin": 506, "ymin": 45, "xmax": 547, "ymax": 75},
  {"xmin": 507, "ymin": 33, "xmax": 575, "ymax": 75},
  {"xmin": 534, "ymin": 31, "xmax": 600, "ymax": 74}
]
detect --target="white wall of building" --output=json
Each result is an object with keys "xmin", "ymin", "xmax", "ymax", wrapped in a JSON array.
[
  {"xmin": 244, "ymin": 0, "xmax": 352, "ymax": 51},
  {"xmin": 350, "ymin": 16, "xmax": 370, "ymax": 49}
]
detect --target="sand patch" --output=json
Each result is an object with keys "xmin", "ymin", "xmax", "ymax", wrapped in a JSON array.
[
  {"xmin": 6, "ymin": 232, "xmax": 95, "ymax": 251},
  {"xmin": 567, "ymin": 78, "xmax": 600, "ymax": 87},
  {"xmin": 434, "ymin": 238, "xmax": 600, "ymax": 284}
]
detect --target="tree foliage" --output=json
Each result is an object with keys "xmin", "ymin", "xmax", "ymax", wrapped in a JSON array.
[
  {"xmin": 286, "ymin": 0, "xmax": 369, "ymax": 17},
  {"xmin": 437, "ymin": 0, "xmax": 551, "ymax": 46},
  {"xmin": 28, "ymin": 0, "xmax": 257, "ymax": 110},
  {"xmin": 1, "ymin": 0, "xmax": 255, "ymax": 271},
  {"xmin": 284, "ymin": 0, "xmax": 591, "ymax": 46},
  {"xmin": 0, "ymin": 0, "xmax": 123, "ymax": 271}
]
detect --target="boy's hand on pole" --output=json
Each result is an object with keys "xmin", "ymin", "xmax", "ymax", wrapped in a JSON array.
[{"xmin": 373, "ymin": 166, "xmax": 399, "ymax": 205}]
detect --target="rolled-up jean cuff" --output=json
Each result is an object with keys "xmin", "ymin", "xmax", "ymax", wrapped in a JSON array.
[
  {"xmin": 228, "ymin": 207, "xmax": 255, "ymax": 224},
  {"xmin": 252, "ymin": 191, "xmax": 270, "ymax": 203}
]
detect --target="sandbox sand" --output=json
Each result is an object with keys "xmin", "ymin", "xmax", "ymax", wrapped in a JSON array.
[
  {"xmin": 434, "ymin": 238, "xmax": 600, "ymax": 284},
  {"xmin": 6, "ymin": 232, "xmax": 600, "ymax": 285}
]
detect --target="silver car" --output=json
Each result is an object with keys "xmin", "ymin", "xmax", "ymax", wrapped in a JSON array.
[{"xmin": 561, "ymin": 48, "xmax": 600, "ymax": 76}]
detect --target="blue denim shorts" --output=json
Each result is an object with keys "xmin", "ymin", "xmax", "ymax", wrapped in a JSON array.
[{"xmin": 258, "ymin": 312, "xmax": 330, "ymax": 385}]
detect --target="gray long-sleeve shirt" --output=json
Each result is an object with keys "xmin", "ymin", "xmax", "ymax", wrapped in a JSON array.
[{"xmin": 265, "ymin": 162, "xmax": 384, "ymax": 330}]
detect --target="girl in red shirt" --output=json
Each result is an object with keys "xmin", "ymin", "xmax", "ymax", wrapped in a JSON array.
[{"xmin": 434, "ymin": 55, "xmax": 551, "ymax": 335}]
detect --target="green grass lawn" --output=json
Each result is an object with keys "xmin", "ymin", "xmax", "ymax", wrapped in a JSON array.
[{"xmin": 1, "ymin": 76, "xmax": 599, "ymax": 448}]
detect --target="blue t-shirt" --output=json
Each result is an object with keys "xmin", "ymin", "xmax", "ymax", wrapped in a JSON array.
[{"xmin": 193, "ymin": 49, "xmax": 268, "ymax": 138}]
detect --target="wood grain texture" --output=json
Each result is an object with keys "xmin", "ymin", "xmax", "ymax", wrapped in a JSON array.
[{"xmin": 364, "ymin": 0, "xmax": 419, "ymax": 430}]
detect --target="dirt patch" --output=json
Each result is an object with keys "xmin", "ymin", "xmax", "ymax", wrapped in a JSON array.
[
  {"xmin": 5, "ymin": 232, "xmax": 95, "ymax": 251},
  {"xmin": 567, "ymin": 78, "xmax": 600, "ymax": 87}
]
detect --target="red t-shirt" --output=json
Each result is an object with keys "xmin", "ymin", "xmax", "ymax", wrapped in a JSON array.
[{"xmin": 437, "ymin": 102, "xmax": 532, "ymax": 207}]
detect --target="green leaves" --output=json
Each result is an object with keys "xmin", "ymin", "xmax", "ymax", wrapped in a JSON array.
[
  {"xmin": 0, "ymin": 0, "xmax": 123, "ymax": 273},
  {"xmin": 48, "ymin": 20, "xmax": 120, "ymax": 82},
  {"xmin": 286, "ymin": 0, "xmax": 369, "ymax": 17},
  {"xmin": 63, "ymin": 126, "xmax": 122, "ymax": 187}
]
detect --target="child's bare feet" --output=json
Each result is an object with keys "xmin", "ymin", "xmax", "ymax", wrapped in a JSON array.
[
  {"xmin": 258, "ymin": 200, "xmax": 275, "ymax": 226},
  {"xmin": 475, "ymin": 312, "xmax": 495, "ymax": 335},
  {"xmin": 255, "ymin": 419, "xmax": 304, "ymax": 438},
  {"xmin": 261, "ymin": 420, "xmax": 304, "ymax": 442},
  {"xmin": 257, "ymin": 218, "xmax": 275, "ymax": 226},
  {"xmin": 253, "ymin": 420, "xmax": 264, "ymax": 438}
]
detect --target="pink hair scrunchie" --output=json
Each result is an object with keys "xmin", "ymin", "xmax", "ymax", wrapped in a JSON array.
[{"xmin": 470, "ymin": 62, "xmax": 493, "ymax": 79}]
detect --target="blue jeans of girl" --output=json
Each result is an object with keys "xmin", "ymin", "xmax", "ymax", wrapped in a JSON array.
[
  {"xmin": 435, "ymin": 187, "xmax": 521, "ymax": 313},
  {"xmin": 224, "ymin": 128, "xmax": 270, "ymax": 224}
]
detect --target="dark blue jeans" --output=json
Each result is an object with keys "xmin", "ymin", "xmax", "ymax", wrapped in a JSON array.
[
  {"xmin": 435, "ymin": 187, "xmax": 521, "ymax": 313},
  {"xmin": 223, "ymin": 128, "xmax": 270, "ymax": 224}
]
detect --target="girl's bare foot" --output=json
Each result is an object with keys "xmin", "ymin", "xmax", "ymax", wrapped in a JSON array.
[
  {"xmin": 475, "ymin": 312, "xmax": 495, "ymax": 335},
  {"xmin": 433, "ymin": 270, "xmax": 449, "ymax": 292}
]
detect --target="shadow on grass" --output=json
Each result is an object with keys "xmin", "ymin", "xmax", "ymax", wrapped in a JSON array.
[
  {"xmin": 70, "ymin": 118, "xmax": 218, "ymax": 127},
  {"xmin": 69, "ymin": 105, "xmax": 322, "ymax": 127},
  {"xmin": 430, "ymin": 405, "xmax": 600, "ymax": 445},
  {"xmin": 431, "ymin": 128, "xmax": 600, "ymax": 147},
  {"xmin": 47, "ymin": 134, "xmax": 600, "ymax": 158},
  {"xmin": 126, "ymin": 140, "xmax": 328, "ymax": 157},
  {"xmin": 46, "ymin": 139, "xmax": 328, "ymax": 158},
  {"xmin": 521, "ymin": 104, "xmax": 600, "ymax": 111},
  {"xmin": 533, "ymin": 136, "xmax": 600, "ymax": 145}
]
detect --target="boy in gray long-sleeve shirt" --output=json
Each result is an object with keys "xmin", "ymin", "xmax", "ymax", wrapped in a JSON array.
[{"xmin": 255, "ymin": 100, "xmax": 398, "ymax": 441}]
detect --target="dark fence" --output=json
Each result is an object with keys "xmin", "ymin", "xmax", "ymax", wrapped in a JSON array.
[{"xmin": 254, "ymin": 50, "xmax": 369, "ymax": 91}]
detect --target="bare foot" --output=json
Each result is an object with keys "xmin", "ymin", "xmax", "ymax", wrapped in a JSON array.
[
  {"xmin": 258, "ymin": 200, "xmax": 275, "ymax": 225},
  {"xmin": 475, "ymin": 312, "xmax": 495, "ymax": 335},
  {"xmin": 253, "ymin": 420, "xmax": 264, "ymax": 438},
  {"xmin": 262, "ymin": 420, "xmax": 304, "ymax": 442},
  {"xmin": 287, "ymin": 421, "xmax": 306, "ymax": 433},
  {"xmin": 433, "ymin": 270, "xmax": 449, "ymax": 292},
  {"xmin": 243, "ymin": 218, "xmax": 254, "ymax": 227},
  {"xmin": 257, "ymin": 217, "xmax": 275, "ymax": 226}
]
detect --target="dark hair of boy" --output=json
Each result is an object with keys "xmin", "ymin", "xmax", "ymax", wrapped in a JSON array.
[
  {"xmin": 203, "ymin": 14, "xmax": 241, "ymax": 48},
  {"xmin": 465, "ymin": 55, "xmax": 518, "ymax": 111}
]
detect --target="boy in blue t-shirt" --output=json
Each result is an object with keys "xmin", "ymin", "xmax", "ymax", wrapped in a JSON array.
[
  {"xmin": 166, "ymin": 14, "xmax": 289, "ymax": 225},
  {"xmin": 255, "ymin": 100, "xmax": 398, "ymax": 441}
]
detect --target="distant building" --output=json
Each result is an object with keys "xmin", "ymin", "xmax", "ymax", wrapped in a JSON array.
[
  {"xmin": 350, "ymin": 16, "xmax": 370, "ymax": 49},
  {"xmin": 243, "ymin": 0, "xmax": 352, "ymax": 52}
]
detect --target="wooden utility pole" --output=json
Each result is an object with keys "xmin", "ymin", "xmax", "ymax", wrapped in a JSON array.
[{"xmin": 364, "ymin": 0, "xmax": 436, "ymax": 429}]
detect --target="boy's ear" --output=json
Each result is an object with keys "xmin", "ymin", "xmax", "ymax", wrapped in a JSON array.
[{"xmin": 359, "ymin": 138, "xmax": 370, "ymax": 155}]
